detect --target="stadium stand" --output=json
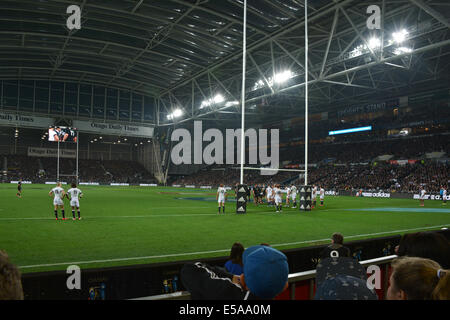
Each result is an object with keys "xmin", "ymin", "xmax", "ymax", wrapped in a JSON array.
[
  {"xmin": 5, "ymin": 155, "xmax": 157, "ymax": 184},
  {"xmin": 170, "ymin": 133, "xmax": 449, "ymax": 194}
]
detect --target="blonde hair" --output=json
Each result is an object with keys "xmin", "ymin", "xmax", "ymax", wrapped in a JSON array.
[
  {"xmin": 0, "ymin": 251, "xmax": 24, "ymax": 300},
  {"xmin": 391, "ymin": 256, "xmax": 450, "ymax": 300}
]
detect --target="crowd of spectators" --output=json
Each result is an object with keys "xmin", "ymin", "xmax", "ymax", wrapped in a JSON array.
[
  {"xmin": 280, "ymin": 134, "xmax": 448, "ymax": 164},
  {"xmin": 2, "ymin": 155, "xmax": 156, "ymax": 184},
  {"xmin": 180, "ymin": 231, "xmax": 450, "ymax": 300},
  {"xmin": 171, "ymin": 133, "xmax": 448, "ymax": 194},
  {"xmin": 171, "ymin": 161, "xmax": 448, "ymax": 194}
]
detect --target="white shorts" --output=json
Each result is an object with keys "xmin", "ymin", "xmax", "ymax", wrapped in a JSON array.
[
  {"xmin": 275, "ymin": 196, "xmax": 282, "ymax": 205},
  {"xmin": 218, "ymin": 197, "xmax": 225, "ymax": 203},
  {"xmin": 320, "ymin": 195, "xmax": 324, "ymax": 200},
  {"xmin": 53, "ymin": 199, "xmax": 64, "ymax": 206},
  {"xmin": 291, "ymin": 193, "xmax": 297, "ymax": 201},
  {"xmin": 70, "ymin": 199, "xmax": 80, "ymax": 208}
]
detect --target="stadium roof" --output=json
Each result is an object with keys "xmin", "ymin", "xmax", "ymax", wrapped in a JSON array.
[{"xmin": 1, "ymin": 0, "xmax": 449, "ymax": 128}]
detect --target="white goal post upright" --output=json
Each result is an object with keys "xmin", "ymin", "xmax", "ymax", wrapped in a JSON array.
[
  {"xmin": 239, "ymin": 0, "xmax": 247, "ymax": 186},
  {"xmin": 76, "ymin": 130, "xmax": 79, "ymax": 184},
  {"xmin": 304, "ymin": 0, "xmax": 309, "ymax": 186},
  {"xmin": 237, "ymin": 0, "xmax": 309, "ymax": 188},
  {"xmin": 57, "ymin": 138, "xmax": 60, "ymax": 182}
]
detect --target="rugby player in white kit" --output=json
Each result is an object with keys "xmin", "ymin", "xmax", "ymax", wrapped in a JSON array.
[
  {"xmin": 285, "ymin": 186, "xmax": 291, "ymax": 207},
  {"xmin": 217, "ymin": 184, "xmax": 227, "ymax": 214},
  {"xmin": 49, "ymin": 182, "xmax": 66, "ymax": 220},
  {"xmin": 319, "ymin": 186, "xmax": 325, "ymax": 206},
  {"xmin": 442, "ymin": 186, "xmax": 447, "ymax": 205},
  {"xmin": 419, "ymin": 186, "xmax": 426, "ymax": 207},
  {"xmin": 68, "ymin": 183, "xmax": 83, "ymax": 220},
  {"xmin": 266, "ymin": 185, "xmax": 274, "ymax": 207},
  {"xmin": 290, "ymin": 185, "xmax": 298, "ymax": 208},
  {"xmin": 274, "ymin": 184, "xmax": 284, "ymax": 213},
  {"xmin": 312, "ymin": 185, "xmax": 317, "ymax": 208}
]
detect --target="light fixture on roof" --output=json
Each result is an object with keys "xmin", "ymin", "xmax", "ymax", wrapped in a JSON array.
[
  {"xmin": 167, "ymin": 108, "xmax": 183, "ymax": 120},
  {"xmin": 253, "ymin": 70, "xmax": 295, "ymax": 90},
  {"xmin": 200, "ymin": 94, "xmax": 225, "ymax": 109},
  {"xmin": 367, "ymin": 37, "xmax": 381, "ymax": 50},
  {"xmin": 394, "ymin": 47, "xmax": 412, "ymax": 55},
  {"xmin": 213, "ymin": 94, "xmax": 225, "ymax": 104},
  {"xmin": 392, "ymin": 29, "xmax": 408, "ymax": 44},
  {"xmin": 225, "ymin": 101, "xmax": 239, "ymax": 107},
  {"xmin": 273, "ymin": 70, "xmax": 294, "ymax": 84}
]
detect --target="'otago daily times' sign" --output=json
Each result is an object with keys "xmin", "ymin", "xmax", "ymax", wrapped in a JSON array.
[
  {"xmin": 0, "ymin": 112, "xmax": 54, "ymax": 129},
  {"xmin": 72, "ymin": 120, "xmax": 154, "ymax": 138}
]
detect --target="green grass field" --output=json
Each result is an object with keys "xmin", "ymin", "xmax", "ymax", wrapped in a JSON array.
[{"xmin": 1, "ymin": 183, "xmax": 449, "ymax": 274}]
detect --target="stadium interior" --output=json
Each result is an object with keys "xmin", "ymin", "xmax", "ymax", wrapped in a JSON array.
[{"xmin": 0, "ymin": 0, "xmax": 449, "ymax": 303}]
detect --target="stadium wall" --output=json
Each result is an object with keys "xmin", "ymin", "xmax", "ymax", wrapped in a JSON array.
[{"xmin": 20, "ymin": 230, "xmax": 450, "ymax": 300}]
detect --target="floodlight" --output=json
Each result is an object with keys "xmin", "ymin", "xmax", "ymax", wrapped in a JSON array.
[
  {"xmin": 167, "ymin": 108, "xmax": 183, "ymax": 120},
  {"xmin": 394, "ymin": 47, "xmax": 412, "ymax": 55},
  {"xmin": 368, "ymin": 37, "xmax": 381, "ymax": 50},
  {"xmin": 225, "ymin": 101, "xmax": 239, "ymax": 107},
  {"xmin": 213, "ymin": 94, "xmax": 225, "ymax": 104},
  {"xmin": 274, "ymin": 70, "xmax": 294, "ymax": 84},
  {"xmin": 392, "ymin": 29, "xmax": 408, "ymax": 44}
]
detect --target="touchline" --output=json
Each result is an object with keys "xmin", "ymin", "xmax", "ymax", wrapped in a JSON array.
[{"xmin": 170, "ymin": 121, "xmax": 279, "ymax": 175}]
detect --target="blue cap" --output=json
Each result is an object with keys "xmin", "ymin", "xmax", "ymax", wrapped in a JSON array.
[{"xmin": 243, "ymin": 245, "xmax": 289, "ymax": 299}]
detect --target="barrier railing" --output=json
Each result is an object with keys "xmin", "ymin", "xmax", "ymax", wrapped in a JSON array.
[{"xmin": 130, "ymin": 255, "xmax": 397, "ymax": 300}]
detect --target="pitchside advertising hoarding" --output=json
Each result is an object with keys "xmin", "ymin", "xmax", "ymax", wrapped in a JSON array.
[{"xmin": 413, "ymin": 194, "xmax": 446, "ymax": 201}]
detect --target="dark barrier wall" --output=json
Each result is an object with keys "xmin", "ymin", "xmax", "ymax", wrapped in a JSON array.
[{"xmin": 21, "ymin": 229, "xmax": 450, "ymax": 300}]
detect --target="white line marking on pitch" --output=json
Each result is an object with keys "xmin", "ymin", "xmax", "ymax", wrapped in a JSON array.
[
  {"xmin": 0, "ymin": 213, "xmax": 220, "ymax": 221},
  {"xmin": 18, "ymin": 224, "xmax": 449, "ymax": 269}
]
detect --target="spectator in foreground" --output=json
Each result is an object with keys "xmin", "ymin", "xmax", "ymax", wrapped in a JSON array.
[
  {"xmin": 319, "ymin": 232, "xmax": 351, "ymax": 259},
  {"xmin": 395, "ymin": 232, "xmax": 450, "ymax": 269},
  {"xmin": 314, "ymin": 256, "xmax": 378, "ymax": 300},
  {"xmin": 224, "ymin": 242, "xmax": 244, "ymax": 276},
  {"xmin": 0, "ymin": 250, "xmax": 24, "ymax": 300},
  {"xmin": 181, "ymin": 245, "xmax": 289, "ymax": 300},
  {"xmin": 387, "ymin": 256, "xmax": 450, "ymax": 300}
]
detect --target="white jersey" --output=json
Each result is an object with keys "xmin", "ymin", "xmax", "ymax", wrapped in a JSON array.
[
  {"xmin": 419, "ymin": 189, "xmax": 426, "ymax": 200},
  {"xmin": 274, "ymin": 187, "xmax": 283, "ymax": 205},
  {"xmin": 68, "ymin": 188, "xmax": 82, "ymax": 207},
  {"xmin": 290, "ymin": 186, "xmax": 297, "ymax": 200},
  {"xmin": 266, "ymin": 187, "xmax": 273, "ymax": 198},
  {"xmin": 68, "ymin": 188, "xmax": 82, "ymax": 200},
  {"xmin": 217, "ymin": 187, "xmax": 227, "ymax": 202},
  {"xmin": 320, "ymin": 188, "xmax": 325, "ymax": 199},
  {"xmin": 51, "ymin": 186, "xmax": 65, "ymax": 205}
]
